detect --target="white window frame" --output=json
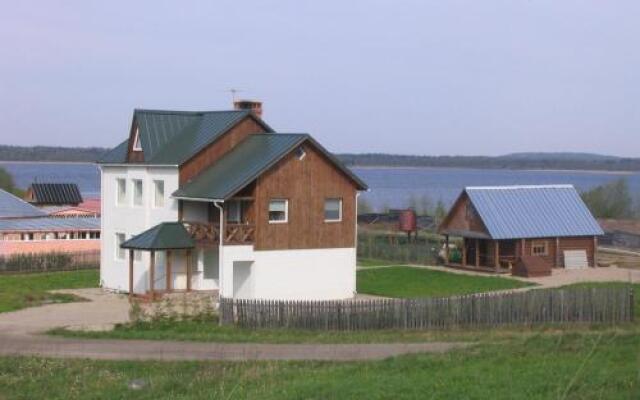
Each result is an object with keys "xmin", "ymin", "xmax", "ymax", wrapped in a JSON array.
[
  {"xmin": 116, "ymin": 178, "xmax": 127, "ymax": 206},
  {"xmin": 531, "ymin": 241, "xmax": 549, "ymax": 256},
  {"xmin": 153, "ymin": 180, "xmax": 165, "ymax": 208},
  {"xmin": 132, "ymin": 128, "xmax": 142, "ymax": 151},
  {"xmin": 132, "ymin": 179, "xmax": 143, "ymax": 207},
  {"xmin": 324, "ymin": 198, "xmax": 343, "ymax": 222},
  {"xmin": 268, "ymin": 199, "xmax": 288, "ymax": 224},
  {"xmin": 115, "ymin": 233, "xmax": 126, "ymax": 260}
]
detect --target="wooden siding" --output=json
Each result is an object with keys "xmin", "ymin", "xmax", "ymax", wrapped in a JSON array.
[
  {"xmin": 253, "ymin": 142, "xmax": 357, "ymax": 250},
  {"xmin": 179, "ymin": 116, "xmax": 268, "ymax": 184},
  {"xmin": 439, "ymin": 193, "xmax": 488, "ymax": 235}
]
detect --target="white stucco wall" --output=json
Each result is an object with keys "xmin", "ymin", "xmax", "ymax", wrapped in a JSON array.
[
  {"xmin": 220, "ymin": 246, "xmax": 356, "ymax": 300},
  {"xmin": 100, "ymin": 165, "xmax": 180, "ymax": 293}
]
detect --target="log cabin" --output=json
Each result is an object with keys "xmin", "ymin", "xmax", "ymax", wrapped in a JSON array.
[
  {"xmin": 438, "ymin": 185, "xmax": 603, "ymax": 277},
  {"xmin": 98, "ymin": 101, "xmax": 368, "ymax": 300}
]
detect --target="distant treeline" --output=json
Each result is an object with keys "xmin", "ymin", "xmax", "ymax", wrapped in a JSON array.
[
  {"xmin": 338, "ymin": 153, "xmax": 640, "ymax": 172},
  {"xmin": 0, "ymin": 145, "xmax": 110, "ymax": 162},
  {"xmin": 1, "ymin": 145, "xmax": 640, "ymax": 172}
]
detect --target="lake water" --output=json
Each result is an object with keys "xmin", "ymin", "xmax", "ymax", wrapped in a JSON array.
[{"xmin": 1, "ymin": 162, "xmax": 638, "ymax": 211}]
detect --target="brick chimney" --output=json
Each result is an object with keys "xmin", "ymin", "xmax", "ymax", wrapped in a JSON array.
[{"xmin": 233, "ymin": 99, "xmax": 263, "ymax": 118}]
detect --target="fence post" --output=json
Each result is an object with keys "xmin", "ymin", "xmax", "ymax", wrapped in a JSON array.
[{"xmin": 630, "ymin": 286, "xmax": 635, "ymax": 323}]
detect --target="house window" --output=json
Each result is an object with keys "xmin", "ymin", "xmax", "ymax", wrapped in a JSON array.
[
  {"xmin": 115, "ymin": 233, "xmax": 126, "ymax": 260},
  {"xmin": 132, "ymin": 179, "xmax": 143, "ymax": 206},
  {"xmin": 268, "ymin": 199, "xmax": 288, "ymax": 223},
  {"xmin": 116, "ymin": 178, "xmax": 126, "ymax": 206},
  {"xmin": 226, "ymin": 200, "xmax": 242, "ymax": 223},
  {"xmin": 532, "ymin": 241, "xmax": 548, "ymax": 256},
  {"xmin": 324, "ymin": 198, "xmax": 342, "ymax": 222},
  {"xmin": 153, "ymin": 180, "xmax": 165, "ymax": 208},
  {"xmin": 132, "ymin": 128, "xmax": 142, "ymax": 151}
]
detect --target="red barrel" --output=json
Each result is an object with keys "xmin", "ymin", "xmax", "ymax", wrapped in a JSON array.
[{"xmin": 398, "ymin": 209, "xmax": 417, "ymax": 232}]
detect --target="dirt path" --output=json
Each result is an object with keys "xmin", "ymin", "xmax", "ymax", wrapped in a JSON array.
[{"xmin": 0, "ymin": 288, "xmax": 468, "ymax": 361}]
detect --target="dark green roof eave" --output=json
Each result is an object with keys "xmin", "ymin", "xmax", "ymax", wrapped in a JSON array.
[{"xmin": 121, "ymin": 222, "xmax": 195, "ymax": 250}]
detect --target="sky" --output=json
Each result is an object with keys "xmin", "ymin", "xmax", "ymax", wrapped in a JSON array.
[{"xmin": 0, "ymin": 1, "xmax": 638, "ymax": 156}]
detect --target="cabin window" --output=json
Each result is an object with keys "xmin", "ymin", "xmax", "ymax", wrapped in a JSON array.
[
  {"xmin": 153, "ymin": 180, "xmax": 165, "ymax": 208},
  {"xmin": 532, "ymin": 241, "xmax": 548, "ymax": 256},
  {"xmin": 116, "ymin": 178, "xmax": 127, "ymax": 206},
  {"xmin": 132, "ymin": 179, "xmax": 143, "ymax": 206},
  {"xmin": 115, "ymin": 233, "xmax": 126, "ymax": 260},
  {"xmin": 324, "ymin": 198, "xmax": 342, "ymax": 222},
  {"xmin": 226, "ymin": 200, "xmax": 242, "ymax": 223},
  {"xmin": 268, "ymin": 199, "xmax": 288, "ymax": 223},
  {"xmin": 132, "ymin": 128, "xmax": 142, "ymax": 151}
]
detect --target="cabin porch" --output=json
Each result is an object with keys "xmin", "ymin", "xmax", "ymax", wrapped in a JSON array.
[{"xmin": 442, "ymin": 235, "xmax": 516, "ymax": 274}]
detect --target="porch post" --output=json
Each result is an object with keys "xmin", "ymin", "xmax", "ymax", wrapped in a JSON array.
[
  {"xmin": 186, "ymin": 249, "xmax": 192, "ymax": 292},
  {"xmin": 149, "ymin": 250, "xmax": 155, "ymax": 296},
  {"xmin": 444, "ymin": 235, "xmax": 450, "ymax": 265},
  {"xmin": 475, "ymin": 239, "xmax": 480, "ymax": 267},
  {"xmin": 593, "ymin": 236, "xmax": 598, "ymax": 267},
  {"xmin": 166, "ymin": 250, "xmax": 172, "ymax": 292},
  {"xmin": 494, "ymin": 241, "xmax": 500, "ymax": 271},
  {"xmin": 555, "ymin": 237, "xmax": 561, "ymax": 268},
  {"xmin": 461, "ymin": 238, "xmax": 467, "ymax": 267},
  {"xmin": 521, "ymin": 239, "xmax": 526, "ymax": 257},
  {"xmin": 128, "ymin": 249, "xmax": 134, "ymax": 297}
]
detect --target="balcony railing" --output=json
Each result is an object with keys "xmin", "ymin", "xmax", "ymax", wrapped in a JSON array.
[{"xmin": 183, "ymin": 221, "xmax": 255, "ymax": 246}]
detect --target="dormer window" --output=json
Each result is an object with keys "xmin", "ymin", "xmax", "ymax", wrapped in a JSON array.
[{"xmin": 132, "ymin": 128, "xmax": 142, "ymax": 151}]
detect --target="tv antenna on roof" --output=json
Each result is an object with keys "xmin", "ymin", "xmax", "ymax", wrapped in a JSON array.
[{"xmin": 228, "ymin": 88, "xmax": 244, "ymax": 102}]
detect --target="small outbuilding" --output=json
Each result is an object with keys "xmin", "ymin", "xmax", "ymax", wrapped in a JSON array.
[
  {"xmin": 438, "ymin": 185, "xmax": 604, "ymax": 276},
  {"xmin": 25, "ymin": 183, "xmax": 83, "ymax": 207}
]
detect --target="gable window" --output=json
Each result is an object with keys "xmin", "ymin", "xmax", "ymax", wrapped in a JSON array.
[
  {"xmin": 268, "ymin": 199, "xmax": 288, "ymax": 223},
  {"xmin": 115, "ymin": 233, "xmax": 126, "ymax": 260},
  {"xmin": 153, "ymin": 180, "xmax": 165, "ymax": 208},
  {"xmin": 133, "ymin": 179, "xmax": 143, "ymax": 206},
  {"xmin": 116, "ymin": 178, "xmax": 126, "ymax": 206},
  {"xmin": 324, "ymin": 198, "xmax": 342, "ymax": 222},
  {"xmin": 532, "ymin": 241, "xmax": 548, "ymax": 256},
  {"xmin": 132, "ymin": 128, "xmax": 142, "ymax": 151}
]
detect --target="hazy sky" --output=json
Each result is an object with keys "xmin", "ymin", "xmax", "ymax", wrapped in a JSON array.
[{"xmin": 1, "ymin": 1, "xmax": 638, "ymax": 156}]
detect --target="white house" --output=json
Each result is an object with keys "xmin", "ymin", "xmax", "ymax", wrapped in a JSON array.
[{"xmin": 98, "ymin": 102, "xmax": 367, "ymax": 300}]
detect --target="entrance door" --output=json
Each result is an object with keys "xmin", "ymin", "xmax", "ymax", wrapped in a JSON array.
[{"xmin": 232, "ymin": 261, "xmax": 253, "ymax": 298}]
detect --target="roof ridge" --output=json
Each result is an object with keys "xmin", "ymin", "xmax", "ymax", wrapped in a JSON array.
[
  {"xmin": 134, "ymin": 109, "xmax": 248, "ymax": 116},
  {"xmin": 466, "ymin": 184, "xmax": 574, "ymax": 190}
]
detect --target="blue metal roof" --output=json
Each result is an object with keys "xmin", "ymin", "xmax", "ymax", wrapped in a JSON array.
[
  {"xmin": 0, "ymin": 189, "xmax": 47, "ymax": 219},
  {"xmin": 465, "ymin": 185, "xmax": 603, "ymax": 240},
  {"xmin": 0, "ymin": 216, "xmax": 100, "ymax": 232}
]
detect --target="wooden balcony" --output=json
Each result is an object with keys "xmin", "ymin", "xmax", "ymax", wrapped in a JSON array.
[{"xmin": 183, "ymin": 221, "xmax": 255, "ymax": 246}]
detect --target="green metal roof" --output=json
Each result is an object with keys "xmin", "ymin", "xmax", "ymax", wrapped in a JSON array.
[
  {"xmin": 121, "ymin": 222, "xmax": 195, "ymax": 250},
  {"xmin": 173, "ymin": 133, "xmax": 368, "ymax": 201},
  {"xmin": 98, "ymin": 109, "xmax": 273, "ymax": 165}
]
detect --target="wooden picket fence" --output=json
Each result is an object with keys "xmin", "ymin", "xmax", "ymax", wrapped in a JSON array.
[{"xmin": 219, "ymin": 286, "xmax": 634, "ymax": 330}]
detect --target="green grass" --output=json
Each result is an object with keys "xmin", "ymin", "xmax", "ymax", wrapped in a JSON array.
[
  {"xmin": 0, "ymin": 270, "xmax": 99, "ymax": 313},
  {"xmin": 356, "ymin": 266, "xmax": 533, "ymax": 298},
  {"xmin": 1, "ymin": 333, "xmax": 639, "ymax": 399}
]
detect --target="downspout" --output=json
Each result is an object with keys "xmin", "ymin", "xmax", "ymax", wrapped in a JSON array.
[
  {"xmin": 354, "ymin": 192, "xmax": 360, "ymax": 296},
  {"xmin": 213, "ymin": 201, "xmax": 225, "ymax": 299}
]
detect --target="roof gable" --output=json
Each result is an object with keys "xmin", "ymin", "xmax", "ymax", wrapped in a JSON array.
[
  {"xmin": 463, "ymin": 185, "xmax": 603, "ymax": 239},
  {"xmin": 99, "ymin": 109, "xmax": 273, "ymax": 165},
  {"xmin": 0, "ymin": 189, "xmax": 47, "ymax": 219},
  {"xmin": 173, "ymin": 134, "xmax": 367, "ymax": 201}
]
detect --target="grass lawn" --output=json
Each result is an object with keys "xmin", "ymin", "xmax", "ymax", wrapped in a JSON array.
[
  {"xmin": 356, "ymin": 258, "xmax": 393, "ymax": 267},
  {"xmin": 0, "ymin": 270, "xmax": 99, "ymax": 313},
  {"xmin": 356, "ymin": 266, "xmax": 533, "ymax": 298},
  {"xmin": 2, "ymin": 333, "xmax": 639, "ymax": 399}
]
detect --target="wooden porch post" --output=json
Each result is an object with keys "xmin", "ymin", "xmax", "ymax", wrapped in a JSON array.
[
  {"xmin": 494, "ymin": 241, "xmax": 500, "ymax": 271},
  {"xmin": 475, "ymin": 239, "xmax": 480, "ymax": 267},
  {"xmin": 444, "ymin": 235, "xmax": 450, "ymax": 264},
  {"xmin": 521, "ymin": 239, "xmax": 526, "ymax": 257},
  {"xmin": 555, "ymin": 237, "xmax": 561, "ymax": 268},
  {"xmin": 593, "ymin": 236, "xmax": 598, "ymax": 267},
  {"xmin": 461, "ymin": 237, "xmax": 467, "ymax": 267},
  {"xmin": 128, "ymin": 249, "xmax": 134, "ymax": 297},
  {"xmin": 186, "ymin": 249, "xmax": 192, "ymax": 292},
  {"xmin": 166, "ymin": 250, "xmax": 172, "ymax": 292},
  {"xmin": 149, "ymin": 250, "xmax": 155, "ymax": 296}
]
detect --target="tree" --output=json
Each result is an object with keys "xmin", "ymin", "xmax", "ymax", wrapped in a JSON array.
[
  {"xmin": 433, "ymin": 199, "xmax": 448, "ymax": 227},
  {"xmin": 0, "ymin": 167, "xmax": 23, "ymax": 197},
  {"xmin": 357, "ymin": 197, "xmax": 373, "ymax": 214},
  {"xmin": 581, "ymin": 179, "xmax": 634, "ymax": 219}
]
